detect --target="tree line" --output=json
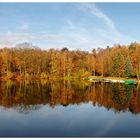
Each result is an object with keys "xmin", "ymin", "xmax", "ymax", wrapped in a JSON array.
[{"xmin": 0, "ymin": 42, "xmax": 140, "ymax": 80}]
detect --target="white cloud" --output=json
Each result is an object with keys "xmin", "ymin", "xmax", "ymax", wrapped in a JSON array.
[
  {"xmin": 0, "ymin": 32, "xmax": 31, "ymax": 48},
  {"xmin": 52, "ymin": 22, "xmax": 105, "ymax": 51},
  {"xmin": 37, "ymin": 33, "xmax": 64, "ymax": 41},
  {"xmin": 84, "ymin": 3, "xmax": 116, "ymax": 30},
  {"xmin": 0, "ymin": 26, "xmax": 123, "ymax": 51},
  {"xmin": 0, "ymin": 4, "xmax": 135, "ymax": 51},
  {"xmin": 17, "ymin": 24, "xmax": 29, "ymax": 30},
  {"xmin": 0, "ymin": 31, "xmax": 67, "ymax": 49},
  {"xmin": 73, "ymin": 3, "xmax": 134, "ymax": 49}
]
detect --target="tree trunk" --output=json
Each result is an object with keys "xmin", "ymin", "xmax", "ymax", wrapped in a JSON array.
[{"xmin": 136, "ymin": 70, "xmax": 139, "ymax": 81}]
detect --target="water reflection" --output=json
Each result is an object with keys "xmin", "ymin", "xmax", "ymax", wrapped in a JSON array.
[{"xmin": 0, "ymin": 80, "xmax": 140, "ymax": 114}]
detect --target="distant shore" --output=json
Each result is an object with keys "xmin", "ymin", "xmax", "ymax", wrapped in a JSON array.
[{"xmin": 82, "ymin": 76, "xmax": 140, "ymax": 84}]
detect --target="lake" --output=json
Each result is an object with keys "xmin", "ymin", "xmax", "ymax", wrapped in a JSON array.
[{"xmin": 0, "ymin": 80, "xmax": 140, "ymax": 137}]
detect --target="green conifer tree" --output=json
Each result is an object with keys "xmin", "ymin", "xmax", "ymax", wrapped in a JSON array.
[{"xmin": 124, "ymin": 56, "xmax": 133, "ymax": 77}]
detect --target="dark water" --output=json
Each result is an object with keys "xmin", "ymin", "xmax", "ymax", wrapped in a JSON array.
[{"xmin": 0, "ymin": 80, "xmax": 140, "ymax": 137}]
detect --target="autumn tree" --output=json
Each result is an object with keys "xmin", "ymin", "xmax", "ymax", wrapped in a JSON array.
[{"xmin": 124, "ymin": 56, "xmax": 133, "ymax": 77}]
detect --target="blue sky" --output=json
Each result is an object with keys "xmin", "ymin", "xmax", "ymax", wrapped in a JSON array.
[{"xmin": 0, "ymin": 3, "xmax": 139, "ymax": 51}]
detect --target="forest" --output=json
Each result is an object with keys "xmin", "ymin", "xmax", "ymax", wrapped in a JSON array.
[{"xmin": 0, "ymin": 42, "xmax": 140, "ymax": 80}]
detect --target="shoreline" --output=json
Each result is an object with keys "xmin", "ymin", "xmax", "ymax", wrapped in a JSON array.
[{"xmin": 82, "ymin": 76, "xmax": 139, "ymax": 84}]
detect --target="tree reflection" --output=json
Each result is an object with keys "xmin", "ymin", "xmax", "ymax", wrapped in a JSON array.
[
  {"xmin": 14, "ymin": 104, "xmax": 42, "ymax": 114},
  {"xmin": 0, "ymin": 80, "xmax": 140, "ymax": 114}
]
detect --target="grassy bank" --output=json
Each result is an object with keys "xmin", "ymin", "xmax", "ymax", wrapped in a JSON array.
[{"xmin": 82, "ymin": 76, "xmax": 140, "ymax": 84}]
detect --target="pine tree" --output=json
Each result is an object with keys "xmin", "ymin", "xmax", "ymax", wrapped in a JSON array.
[
  {"xmin": 124, "ymin": 56, "xmax": 133, "ymax": 77},
  {"xmin": 111, "ymin": 53, "xmax": 125, "ymax": 77},
  {"xmin": 111, "ymin": 54, "xmax": 120, "ymax": 77}
]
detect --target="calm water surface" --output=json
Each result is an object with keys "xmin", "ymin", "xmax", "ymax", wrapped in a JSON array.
[{"xmin": 0, "ymin": 80, "xmax": 140, "ymax": 137}]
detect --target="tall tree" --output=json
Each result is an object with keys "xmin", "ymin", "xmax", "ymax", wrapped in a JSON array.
[
  {"xmin": 111, "ymin": 53, "xmax": 125, "ymax": 77},
  {"xmin": 124, "ymin": 56, "xmax": 133, "ymax": 77}
]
